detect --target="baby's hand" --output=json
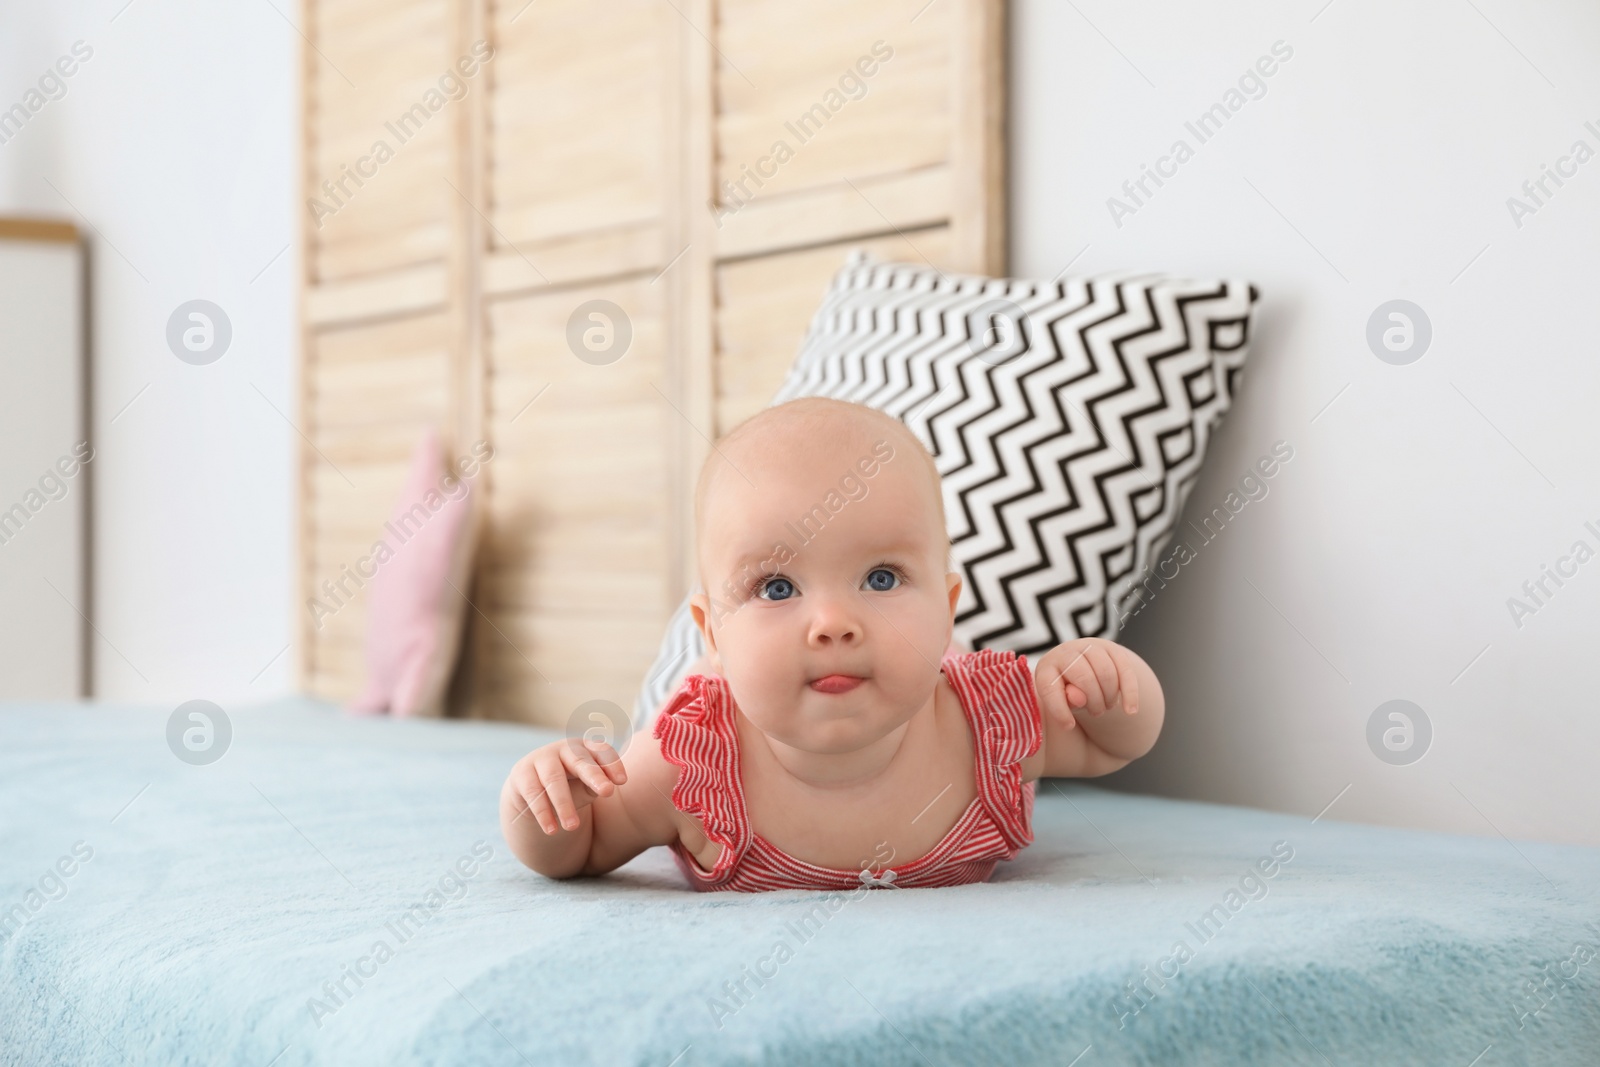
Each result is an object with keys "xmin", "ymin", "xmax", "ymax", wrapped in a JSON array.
[
  {"xmin": 504, "ymin": 738, "xmax": 627, "ymax": 835},
  {"xmin": 1034, "ymin": 637, "xmax": 1140, "ymax": 730}
]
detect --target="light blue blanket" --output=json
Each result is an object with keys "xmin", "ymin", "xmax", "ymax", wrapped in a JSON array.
[{"xmin": 2, "ymin": 698, "xmax": 1597, "ymax": 1066}]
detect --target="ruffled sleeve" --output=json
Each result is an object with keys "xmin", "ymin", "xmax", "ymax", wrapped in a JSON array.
[
  {"xmin": 651, "ymin": 673, "xmax": 751, "ymax": 882},
  {"xmin": 940, "ymin": 648, "xmax": 1043, "ymax": 853}
]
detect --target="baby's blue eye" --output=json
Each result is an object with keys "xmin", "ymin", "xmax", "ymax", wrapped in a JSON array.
[
  {"xmin": 864, "ymin": 567, "xmax": 900, "ymax": 592},
  {"xmin": 757, "ymin": 576, "xmax": 796, "ymax": 601}
]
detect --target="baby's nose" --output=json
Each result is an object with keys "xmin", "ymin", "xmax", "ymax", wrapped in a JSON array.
[
  {"xmin": 807, "ymin": 592, "xmax": 862, "ymax": 645},
  {"xmin": 811, "ymin": 624, "xmax": 859, "ymax": 646}
]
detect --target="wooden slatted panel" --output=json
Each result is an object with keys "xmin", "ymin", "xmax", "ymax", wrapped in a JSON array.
[
  {"xmin": 702, "ymin": 0, "xmax": 995, "ymax": 479},
  {"xmin": 474, "ymin": 279, "xmax": 672, "ymax": 726},
  {"xmin": 714, "ymin": 228, "xmax": 954, "ymax": 436},
  {"xmin": 714, "ymin": 0, "xmax": 950, "ymax": 203},
  {"xmin": 302, "ymin": 312, "xmax": 454, "ymax": 701},
  {"xmin": 297, "ymin": 0, "xmax": 1001, "ymax": 718},
  {"xmin": 488, "ymin": 0, "xmax": 668, "ymax": 250},
  {"xmin": 308, "ymin": 0, "xmax": 457, "ymax": 282}
]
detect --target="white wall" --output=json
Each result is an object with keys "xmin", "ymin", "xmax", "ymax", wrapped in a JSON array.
[
  {"xmin": 1011, "ymin": 0, "xmax": 1600, "ymax": 845},
  {"xmin": 0, "ymin": 1, "xmax": 296, "ymax": 704}
]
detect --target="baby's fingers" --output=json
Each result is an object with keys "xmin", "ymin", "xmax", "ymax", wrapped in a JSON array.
[
  {"xmin": 1037, "ymin": 671, "xmax": 1077, "ymax": 730},
  {"xmin": 1115, "ymin": 646, "xmax": 1139, "ymax": 716},
  {"xmin": 1084, "ymin": 645, "xmax": 1122, "ymax": 716},
  {"xmin": 1057, "ymin": 648, "xmax": 1106, "ymax": 716},
  {"xmin": 535, "ymin": 753, "xmax": 584, "ymax": 832},
  {"xmin": 522, "ymin": 787, "xmax": 560, "ymax": 836},
  {"xmin": 561, "ymin": 740, "xmax": 620, "ymax": 799},
  {"xmin": 507, "ymin": 761, "xmax": 554, "ymax": 834},
  {"xmin": 510, "ymin": 768, "xmax": 559, "ymax": 835},
  {"xmin": 582, "ymin": 738, "xmax": 628, "ymax": 785}
]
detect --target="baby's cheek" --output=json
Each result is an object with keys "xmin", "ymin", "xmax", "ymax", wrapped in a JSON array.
[
  {"xmin": 721, "ymin": 616, "xmax": 799, "ymax": 690},
  {"xmin": 873, "ymin": 596, "xmax": 950, "ymax": 669}
]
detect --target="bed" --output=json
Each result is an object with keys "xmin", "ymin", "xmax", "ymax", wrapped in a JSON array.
[{"xmin": 4, "ymin": 698, "xmax": 1597, "ymax": 1066}]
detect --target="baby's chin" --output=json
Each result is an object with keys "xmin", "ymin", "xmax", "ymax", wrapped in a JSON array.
[
  {"xmin": 747, "ymin": 685, "xmax": 919, "ymax": 752},
  {"xmin": 762, "ymin": 719, "xmax": 892, "ymax": 756}
]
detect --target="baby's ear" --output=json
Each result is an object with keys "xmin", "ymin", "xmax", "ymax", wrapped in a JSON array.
[
  {"xmin": 945, "ymin": 571, "xmax": 963, "ymax": 619},
  {"xmin": 689, "ymin": 592, "xmax": 718, "ymax": 654}
]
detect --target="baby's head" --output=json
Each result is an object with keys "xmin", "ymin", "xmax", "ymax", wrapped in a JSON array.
[{"xmin": 689, "ymin": 397, "xmax": 961, "ymax": 755}]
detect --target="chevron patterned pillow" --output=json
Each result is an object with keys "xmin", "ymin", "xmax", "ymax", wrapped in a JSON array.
[{"xmin": 632, "ymin": 251, "xmax": 1259, "ymax": 732}]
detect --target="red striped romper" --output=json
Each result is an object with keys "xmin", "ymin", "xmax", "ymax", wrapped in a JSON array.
[{"xmin": 651, "ymin": 648, "xmax": 1042, "ymax": 892}]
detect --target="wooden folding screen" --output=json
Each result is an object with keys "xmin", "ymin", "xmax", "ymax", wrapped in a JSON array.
[{"xmin": 298, "ymin": 0, "xmax": 1005, "ymax": 725}]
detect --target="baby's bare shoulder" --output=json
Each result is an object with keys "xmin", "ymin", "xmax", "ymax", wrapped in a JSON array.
[
  {"xmin": 582, "ymin": 730, "xmax": 707, "ymax": 875},
  {"xmin": 622, "ymin": 731, "xmax": 716, "ymax": 849},
  {"xmin": 615, "ymin": 732, "xmax": 687, "ymax": 833}
]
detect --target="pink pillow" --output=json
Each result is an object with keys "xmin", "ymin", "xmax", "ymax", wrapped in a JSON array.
[{"xmin": 348, "ymin": 429, "xmax": 480, "ymax": 717}]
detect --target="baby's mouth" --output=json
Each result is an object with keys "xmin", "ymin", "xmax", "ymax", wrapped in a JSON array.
[{"xmin": 808, "ymin": 674, "xmax": 865, "ymax": 695}]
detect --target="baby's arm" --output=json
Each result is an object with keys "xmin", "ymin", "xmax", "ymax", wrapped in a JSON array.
[
  {"xmin": 500, "ymin": 732, "xmax": 684, "ymax": 879},
  {"xmin": 1022, "ymin": 637, "xmax": 1165, "ymax": 780}
]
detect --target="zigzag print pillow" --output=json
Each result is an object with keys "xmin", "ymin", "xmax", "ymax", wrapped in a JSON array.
[{"xmin": 633, "ymin": 252, "xmax": 1259, "ymax": 730}]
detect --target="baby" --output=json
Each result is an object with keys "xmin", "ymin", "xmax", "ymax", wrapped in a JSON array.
[{"xmin": 499, "ymin": 397, "xmax": 1164, "ymax": 891}]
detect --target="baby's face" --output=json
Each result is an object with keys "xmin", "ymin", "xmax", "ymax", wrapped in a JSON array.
[{"xmin": 691, "ymin": 433, "xmax": 960, "ymax": 756}]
